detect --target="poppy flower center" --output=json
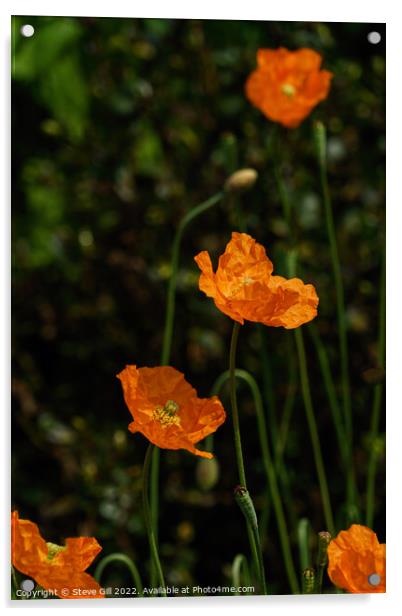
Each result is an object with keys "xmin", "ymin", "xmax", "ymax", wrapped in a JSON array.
[
  {"xmin": 226, "ymin": 275, "xmax": 255, "ymax": 298},
  {"xmin": 46, "ymin": 542, "xmax": 66, "ymax": 561},
  {"xmin": 153, "ymin": 399, "xmax": 181, "ymax": 428},
  {"xmin": 281, "ymin": 83, "xmax": 296, "ymax": 98}
]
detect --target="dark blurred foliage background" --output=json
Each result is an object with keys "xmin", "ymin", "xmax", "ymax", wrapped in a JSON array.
[{"xmin": 11, "ymin": 16, "xmax": 385, "ymax": 595}]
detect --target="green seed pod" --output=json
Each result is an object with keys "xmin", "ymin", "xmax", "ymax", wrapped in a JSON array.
[
  {"xmin": 302, "ymin": 567, "xmax": 316, "ymax": 594},
  {"xmin": 234, "ymin": 486, "xmax": 258, "ymax": 530}
]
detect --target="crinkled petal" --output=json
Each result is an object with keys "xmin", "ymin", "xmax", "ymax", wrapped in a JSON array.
[
  {"xmin": 11, "ymin": 511, "xmax": 49, "ymax": 577},
  {"xmin": 58, "ymin": 537, "xmax": 102, "ymax": 572},
  {"xmin": 327, "ymin": 525, "xmax": 386, "ymax": 593}
]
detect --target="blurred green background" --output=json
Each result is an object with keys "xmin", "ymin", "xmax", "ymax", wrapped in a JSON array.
[{"xmin": 12, "ymin": 16, "xmax": 385, "ymax": 594}]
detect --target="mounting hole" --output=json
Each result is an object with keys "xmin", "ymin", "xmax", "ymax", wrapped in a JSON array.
[
  {"xmin": 368, "ymin": 573, "xmax": 381, "ymax": 586},
  {"xmin": 21, "ymin": 579, "xmax": 35, "ymax": 591},
  {"xmin": 367, "ymin": 31, "xmax": 381, "ymax": 45},
  {"xmin": 20, "ymin": 24, "xmax": 35, "ymax": 38}
]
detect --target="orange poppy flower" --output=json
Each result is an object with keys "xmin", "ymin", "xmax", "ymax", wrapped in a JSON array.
[
  {"xmin": 11, "ymin": 511, "xmax": 104, "ymax": 599},
  {"xmin": 327, "ymin": 524, "xmax": 386, "ymax": 593},
  {"xmin": 194, "ymin": 232, "xmax": 318, "ymax": 329},
  {"xmin": 117, "ymin": 365, "xmax": 226, "ymax": 458},
  {"xmin": 245, "ymin": 47, "xmax": 333, "ymax": 128}
]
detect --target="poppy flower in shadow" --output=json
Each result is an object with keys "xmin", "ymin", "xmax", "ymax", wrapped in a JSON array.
[
  {"xmin": 245, "ymin": 47, "xmax": 333, "ymax": 128},
  {"xmin": 117, "ymin": 365, "xmax": 226, "ymax": 458},
  {"xmin": 327, "ymin": 524, "xmax": 386, "ymax": 593},
  {"xmin": 194, "ymin": 232, "xmax": 318, "ymax": 329},
  {"xmin": 11, "ymin": 511, "xmax": 103, "ymax": 599}
]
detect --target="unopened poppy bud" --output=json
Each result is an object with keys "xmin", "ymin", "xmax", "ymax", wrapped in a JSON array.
[
  {"xmin": 196, "ymin": 457, "xmax": 219, "ymax": 491},
  {"xmin": 362, "ymin": 367, "xmax": 385, "ymax": 385},
  {"xmin": 224, "ymin": 168, "xmax": 258, "ymax": 193},
  {"xmin": 302, "ymin": 567, "xmax": 316, "ymax": 594},
  {"xmin": 234, "ymin": 485, "xmax": 258, "ymax": 530},
  {"xmin": 317, "ymin": 531, "xmax": 331, "ymax": 567},
  {"xmin": 314, "ymin": 530, "xmax": 331, "ymax": 593}
]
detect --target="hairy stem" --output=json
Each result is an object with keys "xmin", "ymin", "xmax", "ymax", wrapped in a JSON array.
[{"xmin": 143, "ymin": 443, "xmax": 166, "ymax": 593}]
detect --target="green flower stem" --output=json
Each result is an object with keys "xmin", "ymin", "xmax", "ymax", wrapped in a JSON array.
[
  {"xmin": 160, "ymin": 191, "xmax": 225, "ymax": 366},
  {"xmin": 238, "ymin": 369, "xmax": 299, "ymax": 594},
  {"xmin": 294, "ymin": 327, "xmax": 335, "ymax": 536},
  {"xmin": 314, "ymin": 531, "xmax": 331, "ymax": 594},
  {"xmin": 314, "ymin": 122, "xmax": 352, "ymax": 455},
  {"xmin": 94, "ymin": 553, "xmax": 143, "ymax": 596},
  {"xmin": 308, "ymin": 323, "xmax": 347, "ymax": 463},
  {"xmin": 265, "ymin": 333, "xmax": 299, "ymax": 544},
  {"xmin": 234, "ymin": 487, "xmax": 268, "ymax": 594},
  {"xmin": 366, "ymin": 248, "xmax": 386, "ymax": 527},
  {"xmin": 143, "ymin": 443, "xmax": 166, "ymax": 593},
  {"xmin": 272, "ymin": 142, "xmax": 335, "ymax": 535},
  {"xmin": 274, "ymin": 333, "xmax": 297, "ymax": 468},
  {"xmin": 149, "ymin": 190, "xmax": 225, "ymax": 584},
  {"xmin": 308, "ymin": 322, "xmax": 358, "ymax": 519},
  {"xmin": 229, "ymin": 323, "xmax": 247, "ymax": 488},
  {"xmin": 297, "ymin": 518, "xmax": 311, "ymax": 573},
  {"xmin": 11, "ymin": 566, "xmax": 18, "ymax": 599},
  {"xmin": 229, "ymin": 322, "xmax": 267, "ymax": 594},
  {"xmin": 218, "ymin": 357, "xmax": 299, "ymax": 594},
  {"xmin": 258, "ymin": 327, "xmax": 279, "ymax": 454},
  {"xmin": 231, "ymin": 554, "xmax": 252, "ymax": 594}
]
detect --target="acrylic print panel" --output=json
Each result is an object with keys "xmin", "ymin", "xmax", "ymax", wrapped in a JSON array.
[{"xmin": 11, "ymin": 15, "xmax": 385, "ymax": 599}]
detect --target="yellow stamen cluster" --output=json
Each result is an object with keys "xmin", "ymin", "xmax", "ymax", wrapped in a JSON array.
[
  {"xmin": 153, "ymin": 399, "xmax": 181, "ymax": 428},
  {"xmin": 46, "ymin": 542, "xmax": 66, "ymax": 561},
  {"xmin": 226, "ymin": 275, "xmax": 255, "ymax": 299},
  {"xmin": 281, "ymin": 83, "xmax": 296, "ymax": 98}
]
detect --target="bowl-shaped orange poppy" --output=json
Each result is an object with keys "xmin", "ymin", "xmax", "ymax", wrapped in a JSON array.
[
  {"xmin": 327, "ymin": 524, "xmax": 386, "ymax": 593},
  {"xmin": 11, "ymin": 511, "xmax": 103, "ymax": 599},
  {"xmin": 117, "ymin": 365, "xmax": 226, "ymax": 458},
  {"xmin": 245, "ymin": 47, "xmax": 333, "ymax": 128},
  {"xmin": 194, "ymin": 232, "xmax": 318, "ymax": 329}
]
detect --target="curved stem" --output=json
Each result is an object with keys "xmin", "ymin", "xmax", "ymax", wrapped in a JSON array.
[
  {"xmin": 229, "ymin": 323, "xmax": 267, "ymax": 594},
  {"xmin": 160, "ymin": 191, "xmax": 225, "ymax": 366},
  {"xmin": 216, "ymin": 364, "xmax": 299, "ymax": 594},
  {"xmin": 366, "ymin": 248, "xmax": 386, "ymax": 527},
  {"xmin": 143, "ymin": 443, "xmax": 166, "ymax": 593},
  {"xmin": 231, "ymin": 554, "xmax": 252, "ymax": 593},
  {"xmin": 94, "ymin": 553, "xmax": 144, "ymax": 596},
  {"xmin": 150, "ymin": 190, "xmax": 225, "ymax": 583},
  {"xmin": 238, "ymin": 369, "xmax": 299, "ymax": 594}
]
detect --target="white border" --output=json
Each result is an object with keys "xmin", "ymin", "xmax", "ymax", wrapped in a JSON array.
[{"xmin": 2, "ymin": 1, "xmax": 402, "ymax": 614}]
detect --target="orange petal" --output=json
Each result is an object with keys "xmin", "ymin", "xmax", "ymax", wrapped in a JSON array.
[
  {"xmin": 58, "ymin": 537, "xmax": 102, "ymax": 571},
  {"xmin": 194, "ymin": 251, "xmax": 218, "ymax": 299},
  {"xmin": 11, "ymin": 511, "xmax": 49, "ymax": 577},
  {"xmin": 35, "ymin": 570, "xmax": 104, "ymax": 599},
  {"xmin": 327, "ymin": 525, "xmax": 386, "ymax": 593}
]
